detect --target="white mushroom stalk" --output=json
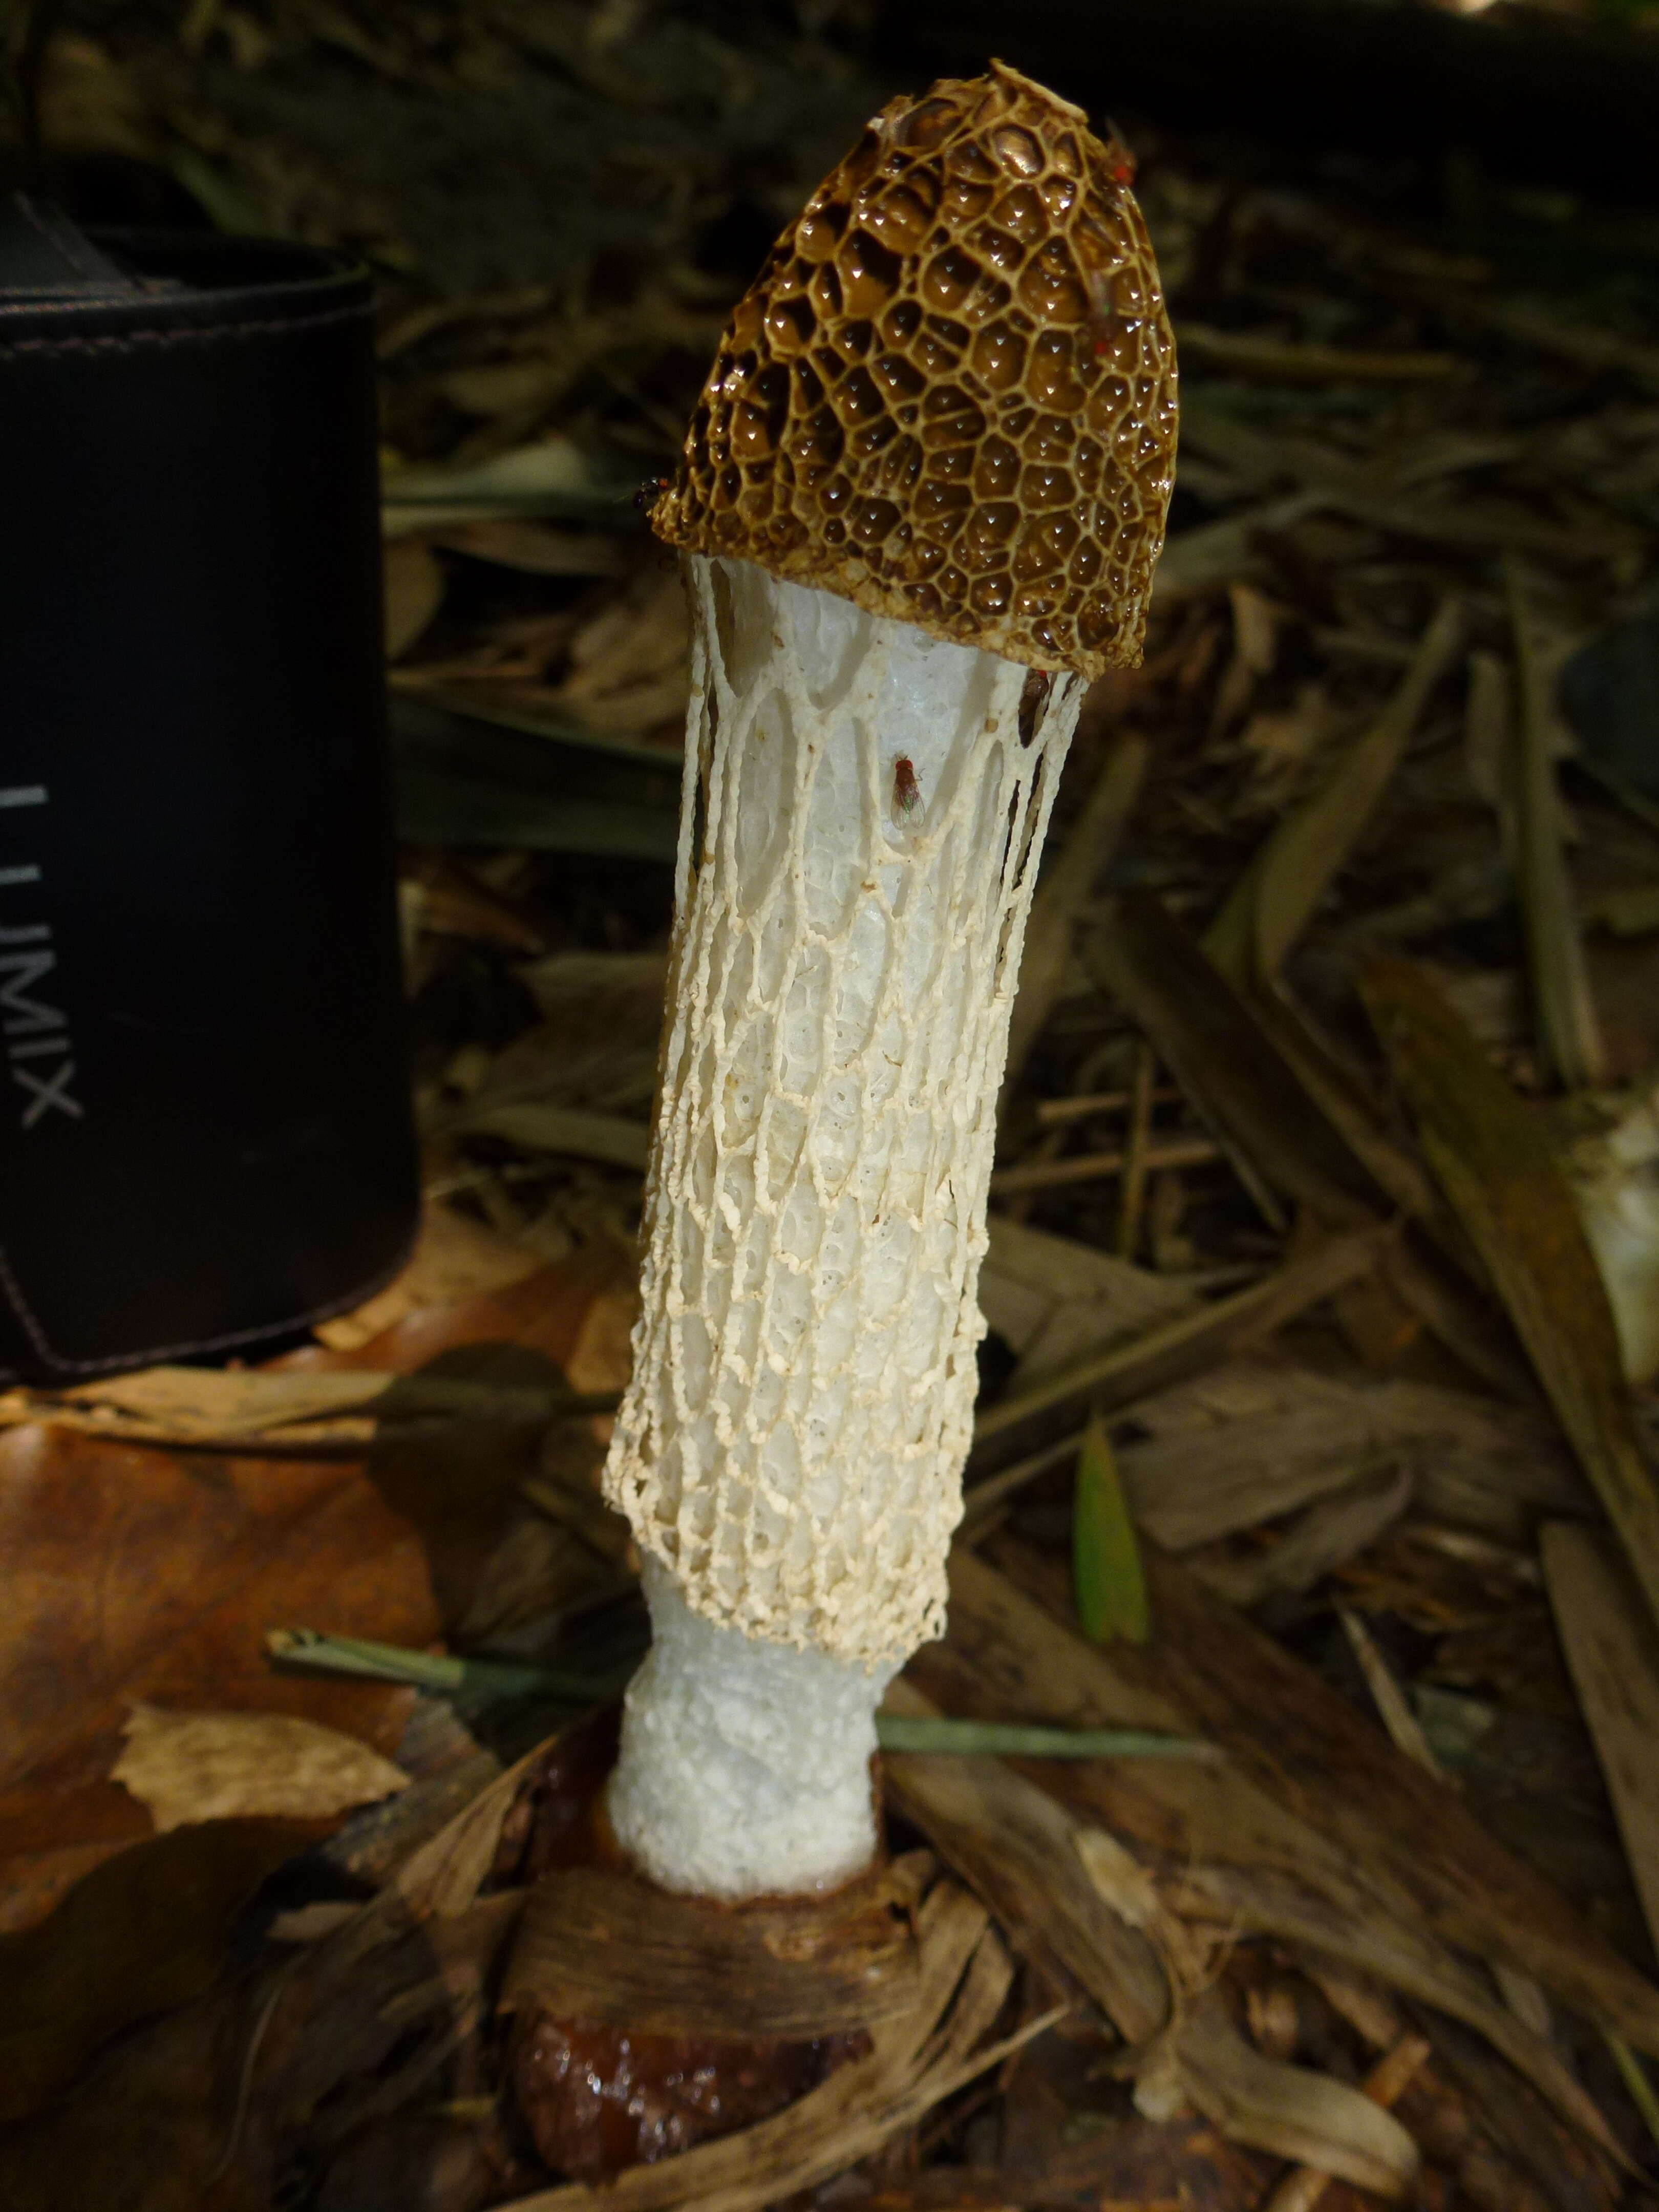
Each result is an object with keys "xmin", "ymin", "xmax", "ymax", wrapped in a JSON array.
[
  {"xmin": 601, "ymin": 61, "xmax": 1178, "ymax": 1899},
  {"xmin": 607, "ymin": 560, "xmax": 1083, "ymax": 1896}
]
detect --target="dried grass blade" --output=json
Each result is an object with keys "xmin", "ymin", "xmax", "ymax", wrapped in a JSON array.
[
  {"xmin": 1088, "ymin": 892, "xmax": 1386, "ymax": 1231},
  {"xmin": 1417, "ymin": 2003, "xmax": 1628, "ymax": 2212},
  {"xmin": 1541, "ymin": 1523, "xmax": 1659, "ymax": 1954},
  {"xmin": 1364, "ymin": 958, "xmax": 1659, "ymax": 1637},
  {"xmin": 881, "ymin": 1678, "xmax": 1171, "ymax": 2045},
  {"xmin": 1259, "ymin": 2032, "xmax": 1432, "ymax": 2212},
  {"xmin": 981, "ymin": 1215, "xmax": 1200, "ymax": 1396},
  {"xmin": 953, "ymin": 1542, "xmax": 1659, "ymax": 2077},
  {"xmin": 1338, "ymin": 1609, "xmax": 1437, "ymax": 1773},
  {"xmin": 1505, "ymin": 557, "xmax": 1606, "ymax": 1089},
  {"xmin": 1245, "ymin": 987, "xmax": 1451, "ymax": 1240},
  {"xmin": 1464, "ymin": 647, "xmax": 1517, "ymax": 863},
  {"xmin": 1206, "ymin": 596, "xmax": 1462, "ymax": 988},
  {"xmin": 1105, "ymin": 920, "xmax": 1499, "ymax": 1369},
  {"xmin": 1171, "ymin": 1858, "xmax": 1626, "ymax": 2159},
  {"xmin": 1604, "ymin": 2031, "xmax": 1659, "ymax": 2155},
  {"xmin": 1194, "ymin": 1464, "xmax": 1415, "ymax": 1606},
  {"xmin": 1168, "ymin": 1997, "xmax": 1420, "ymax": 2197},
  {"xmin": 1116, "ymin": 1044, "xmax": 1158, "ymax": 1257},
  {"xmin": 1176, "ymin": 324, "xmax": 1457, "ymax": 384},
  {"xmin": 970, "ymin": 1224, "xmax": 1385, "ymax": 1470}
]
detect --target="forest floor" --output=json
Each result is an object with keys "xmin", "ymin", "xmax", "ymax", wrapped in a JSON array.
[{"xmin": 4, "ymin": 5, "xmax": 1659, "ymax": 2208}]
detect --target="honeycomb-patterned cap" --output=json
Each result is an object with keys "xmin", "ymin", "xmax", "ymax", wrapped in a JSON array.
[{"xmin": 651, "ymin": 61, "xmax": 1177, "ymax": 679}]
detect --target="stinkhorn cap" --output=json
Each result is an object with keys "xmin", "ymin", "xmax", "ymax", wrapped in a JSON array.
[{"xmin": 650, "ymin": 61, "xmax": 1177, "ymax": 679}]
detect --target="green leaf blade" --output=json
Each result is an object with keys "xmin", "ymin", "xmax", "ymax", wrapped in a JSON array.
[
  {"xmin": 1072, "ymin": 1415, "xmax": 1152, "ymax": 1646},
  {"xmin": 875, "ymin": 1715, "xmax": 1209, "ymax": 1759}
]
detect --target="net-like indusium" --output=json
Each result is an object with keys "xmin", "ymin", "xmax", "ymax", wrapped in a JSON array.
[
  {"xmin": 604, "ymin": 554, "xmax": 1083, "ymax": 1668},
  {"xmin": 650, "ymin": 61, "xmax": 1177, "ymax": 681}
]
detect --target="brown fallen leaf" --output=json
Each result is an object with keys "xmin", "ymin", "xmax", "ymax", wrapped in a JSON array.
[
  {"xmin": 0, "ymin": 1426, "xmax": 433, "ymax": 1934},
  {"xmin": 0, "ymin": 1359, "xmax": 619, "ymax": 1453},
  {"xmin": 0, "ymin": 1816, "xmax": 322, "ymax": 2125},
  {"xmin": 0, "ymin": 1245, "xmax": 631, "ymax": 1936},
  {"xmin": 0, "ymin": 1982, "xmax": 243, "ymax": 2212},
  {"xmin": 0, "ymin": 1736, "xmax": 541, "ymax": 2205},
  {"xmin": 111, "ymin": 1706, "xmax": 409, "ymax": 1834},
  {"xmin": 287, "ymin": 1239, "xmax": 630, "ymax": 1379}
]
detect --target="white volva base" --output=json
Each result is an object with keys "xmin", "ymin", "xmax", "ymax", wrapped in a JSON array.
[{"xmin": 607, "ymin": 1559, "xmax": 897, "ymax": 1898}]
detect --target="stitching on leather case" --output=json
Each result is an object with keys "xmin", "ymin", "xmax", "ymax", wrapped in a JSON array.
[
  {"xmin": 0, "ymin": 299, "xmax": 371, "ymax": 353},
  {"xmin": 0, "ymin": 1222, "xmax": 418, "ymax": 1376}
]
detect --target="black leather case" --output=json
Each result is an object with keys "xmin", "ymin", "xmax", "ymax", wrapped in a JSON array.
[{"xmin": 0, "ymin": 202, "xmax": 418, "ymax": 1380}]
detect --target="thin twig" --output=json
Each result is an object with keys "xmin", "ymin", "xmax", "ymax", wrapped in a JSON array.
[
  {"xmin": 1034, "ymin": 1084, "xmax": 1180, "ymax": 1126},
  {"xmin": 990, "ymin": 1136, "xmax": 1219, "ymax": 1198}
]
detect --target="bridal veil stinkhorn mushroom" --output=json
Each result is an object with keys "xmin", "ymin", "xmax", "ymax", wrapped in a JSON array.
[{"xmin": 602, "ymin": 61, "xmax": 1178, "ymax": 1899}]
